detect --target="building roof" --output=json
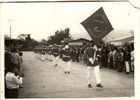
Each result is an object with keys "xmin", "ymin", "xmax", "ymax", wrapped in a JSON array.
[
  {"xmin": 69, "ymin": 38, "xmax": 90, "ymax": 43},
  {"xmin": 104, "ymin": 30, "xmax": 134, "ymax": 42},
  {"xmin": 63, "ymin": 38, "xmax": 73, "ymax": 43},
  {"xmin": 109, "ymin": 35, "xmax": 134, "ymax": 42}
]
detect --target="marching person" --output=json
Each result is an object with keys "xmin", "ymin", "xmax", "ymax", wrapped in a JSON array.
[
  {"xmin": 62, "ymin": 45, "xmax": 72, "ymax": 74},
  {"xmin": 41, "ymin": 50, "xmax": 45, "ymax": 61},
  {"xmin": 84, "ymin": 41, "xmax": 103, "ymax": 88},
  {"xmin": 47, "ymin": 46, "xmax": 53, "ymax": 62},
  {"xmin": 52, "ymin": 44, "xmax": 60, "ymax": 67}
]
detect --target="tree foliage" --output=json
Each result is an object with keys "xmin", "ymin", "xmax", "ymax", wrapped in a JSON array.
[
  {"xmin": 47, "ymin": 28, "xmax": 71, "ymax": 45},
  {"xmin": 17, "ymin": 34, "xmax": 39, "ymax": 51}
]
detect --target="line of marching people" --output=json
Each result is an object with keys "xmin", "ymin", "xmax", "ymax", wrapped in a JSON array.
[
  {"xmin": 34, "ymin": 42, "xmax": 134, "ymax": 89},
  {"xmin": 5, "ymin": 44, "xmax": 25, "ymax": 98},
  {"xmin": 35, "ymin": 44, "xmax": 72, "ymax": 74},
  {"xmin": 34, "ymin": 41, "xmax": 104, "ymax": 88}
]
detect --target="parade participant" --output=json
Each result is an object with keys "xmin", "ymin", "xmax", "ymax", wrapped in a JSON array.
[
  {"xmin": 52, "ymin": 44, "xmax": 60, "ymax": 67},
  {"xmin": 84, "ymin": 41, "xmax": 103, "ymax": 88},
  {"xmin": 96, "ymin": 47, "xmax": 102, "ymax": 68},
  {"xmin": 60, "ymin": 47, "xmax": 64, "ymax": 59},
  {"xmin": 41, "ymin": 50, "xmax": 45, "ymax": 61},
  {"xmin": 62, "ymin": 45, "xmax": 72, "ymax": 74},
  {"xmin": 5, "ymin": 63, "xmax": 24, "ymax": 98},
  {"xmin": 48, "ymin": 46, "xmax": 53, "ymax": 61}
]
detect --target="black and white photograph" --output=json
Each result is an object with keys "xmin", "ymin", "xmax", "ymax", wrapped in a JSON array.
[{"xmin": 0, "ymin": 0, "xmax": 140, "ymax": 99}]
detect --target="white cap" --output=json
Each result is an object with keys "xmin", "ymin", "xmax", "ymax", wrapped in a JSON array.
[{"xmin": 64, "ymin": 45, "xmax": 69, "ymax": 49}]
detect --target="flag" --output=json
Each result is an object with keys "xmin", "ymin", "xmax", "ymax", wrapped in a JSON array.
[{"xmin": 81, "ymin": 7, "xmax": 113, "ymax": 44}]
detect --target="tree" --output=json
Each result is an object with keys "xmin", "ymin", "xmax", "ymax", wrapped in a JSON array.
[
  {"xmin": 17, "ymin": 34, "xmax": 39, "ymax": 51},
  {"xmin": 47, "ymin": 28, "xmax": 72, "ymax": 45},
  {"xmin": 17, "ymin": 34, "xmax": 27, "ymax": 40},
  {"xmin": 25, "ymin": 34, "xmax": 31, "ymax": 41}
]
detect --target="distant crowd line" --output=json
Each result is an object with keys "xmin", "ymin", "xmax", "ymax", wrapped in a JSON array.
[{"xmin": 34, "ymin": 43, "xmax": 134, "ymax": 74}]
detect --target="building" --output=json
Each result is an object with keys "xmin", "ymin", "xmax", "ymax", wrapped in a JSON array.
[
  {"xmin": 68, "ymin": 38, "xmax": 90, "ymax": 48},
  {"xmin": 109, "ymin": 35, "xmax": 134, "ymax": 46}
]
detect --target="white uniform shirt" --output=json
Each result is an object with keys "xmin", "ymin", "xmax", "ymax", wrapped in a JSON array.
[{"xmin": 6, "ymin": 72, "xmax": 23, "ymax": 89}]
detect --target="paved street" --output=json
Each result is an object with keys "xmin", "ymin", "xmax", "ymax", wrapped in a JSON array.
[{"xmin": 18, "ymin": 52, "xmax": 134, "ymax": 98}]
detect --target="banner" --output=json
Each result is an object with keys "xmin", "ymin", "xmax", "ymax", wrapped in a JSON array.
[{"xmin": 81, "ymin": 7, "xmax": 113, "ymax": 44}]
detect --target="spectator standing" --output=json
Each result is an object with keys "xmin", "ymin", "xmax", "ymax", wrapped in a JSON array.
[
  {"xmin": 75, "ymin": 48, "xmax": 80, "ymax": 62},
  {"xmin": 19, "ymin": 52, "xmax": 23, "ymax": 66},
  {"xmin": 108, "ymin": 48, "xmax": 114, "ymax": 69},
  {"xmin": 11, "ymin": 47, "xmax": 20, "ymax": 73},
  {"xmin": 117, "ymin": 48, "xmax": 124, "ymax": 72},
  {"xmin": 130, "ymin": 47, "xmax": 134, "ymax": 72},
  {"xmin": 113, "ymin": 47, "xmax": 118, "ymax": 70},
  {"xmin": 124, "ymin": 48, "xmax": 131, "ymax": 74},
  {"xmin": 5, "ymin": 47, "xmax": 12, "ymax": 75},
  {"xmin": 18, "ymin": 52, "xmax": 24, "ymax": 88},
  {"xmin": 5, "ymin": 63, "xmax": 23, "ymax": 98},
  {"xmin": 71, "ymin": 48, "xmax": 76, "ymax": 62}
]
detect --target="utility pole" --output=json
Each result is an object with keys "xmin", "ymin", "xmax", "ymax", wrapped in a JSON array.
[{"xmin": 8, "ymin": 19, "xmax": 13, "ymax": 38}]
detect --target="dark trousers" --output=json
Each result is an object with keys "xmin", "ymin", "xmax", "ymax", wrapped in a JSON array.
[
  {"xmin": 5, "ymin": 88, "xmax": 18, "ymax": 98},
  {"xmin": 108, "ymin": 57, "xmax": 113, "ymax": 69},
  {"xmin": 117, "ymin": 61, "xmax": 124, "ymax": 72}
]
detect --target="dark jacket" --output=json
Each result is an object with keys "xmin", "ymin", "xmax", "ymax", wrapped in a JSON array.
[
  {"xmin": 62, "ymin": 49, "xmax": 71, "ymax": 62},
  {"xmin": 52, "ymin": 47, "xmax": 59, "ymax": 57},
  {"xmin": 84, "ymin": 47, "xmax": 100, "ymax": 66}
]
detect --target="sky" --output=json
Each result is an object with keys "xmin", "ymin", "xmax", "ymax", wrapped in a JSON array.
[{"xmin": 0, "ymin": 2, "xmax": 135, "ymax": 41}]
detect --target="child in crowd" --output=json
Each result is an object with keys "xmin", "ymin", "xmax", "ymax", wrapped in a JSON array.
[{"xmin": 5, "ymin": 63, "xmax": 24, "ymax": 98}]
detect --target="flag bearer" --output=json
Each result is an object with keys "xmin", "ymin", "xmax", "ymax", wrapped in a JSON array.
[{"xmin": 84, "ymin": 41, "xmax": 103, "ymax": 88}]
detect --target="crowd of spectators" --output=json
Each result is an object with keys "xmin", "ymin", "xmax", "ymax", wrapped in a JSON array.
[
  {"xmin": 98, "ymin": 43, "xmax": 134, "ymax": 74},
  {"xmin": 5, "ymin": 43, "xmax": 24, "ymax": 98},
  {"xmin": 68, "ymin": 43, "xmax": 134, "ymax": 74}
]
